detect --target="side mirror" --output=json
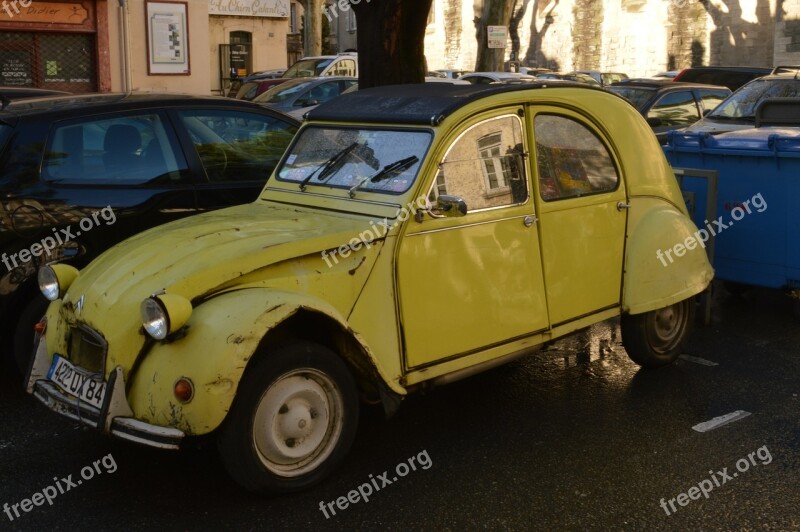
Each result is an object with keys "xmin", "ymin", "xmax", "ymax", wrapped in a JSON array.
[
  {"xmin": 435, "ymin": 195, "xmax": 467, "ymax": 217},
  {"xmin": 646, "ymin": 116, "xmax": 663, "ymax": 127}
]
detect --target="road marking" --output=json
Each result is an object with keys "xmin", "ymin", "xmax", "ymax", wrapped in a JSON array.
[
  {"xmin": 679, "ymin": 354, "xmax": 719, "ymax": 366},
  {"xmin": 692, "ymin": 410, "xmax": 751, "ymax": 433}
]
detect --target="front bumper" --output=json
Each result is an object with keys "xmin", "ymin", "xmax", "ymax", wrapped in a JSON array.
[{"xmin": 27, "ymin": 335, "xmax": 185, "ymax": 450}]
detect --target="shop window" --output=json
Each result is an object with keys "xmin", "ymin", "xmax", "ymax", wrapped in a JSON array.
[
  {"xmin": 0, "ymin": 32, "xmax": 96, "ymax": 93},
  {"xmin": 534, "ymin": 115, "xmax": 619, "ymax": 201},
  {"xmin": 346, "ymin": 9, "xmax": 357, "ymax": 32}
]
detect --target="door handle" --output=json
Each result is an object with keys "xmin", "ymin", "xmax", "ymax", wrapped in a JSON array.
[
  {"xmin": 617, "ymin": 201, "xmax": 631, "ymax": 211},
  {"xmin": 523, "ymin": 215, "xmax": 538, "ymax": 227}
]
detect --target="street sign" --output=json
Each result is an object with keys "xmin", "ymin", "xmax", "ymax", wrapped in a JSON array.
[{"xmin": 488, "ymin": 26, "xmax": 508, "ymax": 49}]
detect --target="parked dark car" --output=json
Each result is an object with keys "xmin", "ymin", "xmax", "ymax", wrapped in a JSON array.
[
  {"xmin": 672, "ymin": 66, "xmax": 771, "ymax": 91},
  {"xmin": 0, "ymin": 93, "xmax": 299, "ymax": 373},
  {"xmin": 608, "ymin": 80, "xmax": 731, "ymax": 142},
  {"xmin": 253, "ymin": 76, "xmax": 357, "ymax": 119}
]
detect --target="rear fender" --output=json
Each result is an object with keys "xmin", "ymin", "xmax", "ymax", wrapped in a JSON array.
[{"xmin": 623, "ymin": 199, "xmax": 714, "ymax": 314}]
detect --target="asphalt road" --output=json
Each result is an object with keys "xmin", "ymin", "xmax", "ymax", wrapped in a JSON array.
[{"xmin": 1, "ymin": 283, "xmax": 798, "ymax": 530}]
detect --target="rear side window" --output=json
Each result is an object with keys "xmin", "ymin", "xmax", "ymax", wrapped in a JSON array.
[
  {"xmin": 534, "ymin": 115, "xmax": 619, "ymax": 201},
  {"xmin": 178, "ymin": 110, "xmax": 297, "ymax": 183},
  {"xmin": 43, "ymin": 113, "xmax": 189, "ymax": 185},
  {"xmin": 647, "ymin": 91, "xmax": 700, "ymax": 127}
]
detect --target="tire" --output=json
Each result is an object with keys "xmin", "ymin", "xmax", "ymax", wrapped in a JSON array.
[
  {"xmin": 13, "ymin": 295, "xmax": 50, "ymax": 377},
  {"xmin": 218, "ymin": 341, "xmax": 359, "ymax": 494},
  {"xmin": 621, "ymin": 298, "xmax": 694, "ymax": 368}
]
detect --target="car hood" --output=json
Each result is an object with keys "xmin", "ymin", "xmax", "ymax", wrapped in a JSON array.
[
  {"xmin": 67, "ymin": 201, "xmax": 377, "ymax": 308},
  {"xmin": 59, "ymin": 201, "xmax": 384, "ymax": 372},
  {"xmin": 683, "ymin": 116, "xmax": 755, "ymax": 135}
]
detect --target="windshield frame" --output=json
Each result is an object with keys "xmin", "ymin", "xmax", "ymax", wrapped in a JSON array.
[{"xmin": 272, "ymin": 124, "xmax": 434, "ymax": 199}]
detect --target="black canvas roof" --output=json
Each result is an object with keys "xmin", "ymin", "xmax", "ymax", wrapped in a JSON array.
[{"xmin": 306, "ymin": 81, "xmax": 590, "ymax": 125}]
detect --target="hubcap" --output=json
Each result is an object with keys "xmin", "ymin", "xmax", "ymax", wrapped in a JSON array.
[
  {"xmin": 647, "ymin": 301, "xmax": 687, "ymax": 353},
  {"xmin": 252, "ymin": 369, "xmax": 344, "ymax": 477}
]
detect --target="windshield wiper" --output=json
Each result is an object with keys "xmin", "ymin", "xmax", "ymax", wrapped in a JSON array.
[
  {"xmin": 299, "ymin": 142, "xmax": 358, "ymax": 191},
  {"xmin": 348, "ymin": 155, "xmax": 419, "ymax": 198}
]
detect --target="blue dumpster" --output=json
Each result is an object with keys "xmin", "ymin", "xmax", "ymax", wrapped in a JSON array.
[{"xmin": 663, "ymin": 128, "xmax": 800, "ymax": 294}]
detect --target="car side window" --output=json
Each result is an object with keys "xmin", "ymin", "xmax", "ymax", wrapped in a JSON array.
[
  {"xmin": 431, "ymin": 114, "xmax": 528, "ymax": 212},
  {"xmin": 647, "ymin": 91, "xmax": 700, "ymax": 127},
  {"xmin": 306, "ymin": 81, "xmax": 342, "ymax": 105},
  {"xmin": 178, "ymin": 110, "xmax": 298, "ymax": 183},
  {"xmin": 43, "ymin": 113, "xmax": 188, "ymax": 185},
  {"xmin": 534, "ymin": 114, "xmax": 619, "ymax": 201},
  {"xmin": 697, "ymin": 89, "xmax": 729, "ymax": 114},
  {"xmin": 331, "ymin": 59, "xmax": 356, "ymax": 77}
]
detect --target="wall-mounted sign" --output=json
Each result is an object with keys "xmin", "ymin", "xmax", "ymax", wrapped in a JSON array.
[
  {"xmin": 488, "ymin": 25, "xmax": 508, "ymax": 49},
  {"xmin": 146, "ymin": 1, "xmax": 190, "ymax": 75},
  {"xmin": 209, "ymin": 0, "xmax": 288, "ymax": 18},
  {"xmin": 0, "ymin": 1, "xmax": 89, "ymax": 24}
]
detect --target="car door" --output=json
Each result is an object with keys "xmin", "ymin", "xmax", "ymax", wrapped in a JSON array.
[
  {"xmin": 530, "ymin": 110, "xmax": 627, "ymax": 325},
  {"xmin": 397, "ymin": 111, "xmax": 549, "ymax": 369},
  {"xmin": 174, "ymin": 107, "xmax": 298, "ymax": 210}
]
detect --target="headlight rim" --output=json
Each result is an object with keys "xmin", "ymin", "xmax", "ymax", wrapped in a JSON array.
[{"xmin": 141, "ymin": 296, "xmax": 170, "ymax": 340}]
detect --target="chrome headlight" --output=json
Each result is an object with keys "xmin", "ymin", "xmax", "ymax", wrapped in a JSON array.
[
  {"xmin": 38, "ymin": 264, "xmax": 80, "ymax": 301},
  {"xmin": 140, "ymin": 293, "xmax": 192, "ymax": 340}
]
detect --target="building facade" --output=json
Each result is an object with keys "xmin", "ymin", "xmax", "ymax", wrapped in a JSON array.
[{"xmin": 0, "ymin": 0, "xmax": 297, "ymax": 96}]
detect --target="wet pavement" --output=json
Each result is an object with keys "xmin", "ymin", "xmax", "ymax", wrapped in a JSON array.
[{"xmin": 0, "ymin": 282, "xmax": 798, "ymax": 530}]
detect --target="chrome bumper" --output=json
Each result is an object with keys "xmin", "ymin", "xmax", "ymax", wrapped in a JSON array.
[{"xmin": 27, "ymin": 335, "xmax": 185, "ymax": 450}]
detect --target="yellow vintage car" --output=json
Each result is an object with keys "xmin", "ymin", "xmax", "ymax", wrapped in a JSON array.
[{"xmin": 28, "ymin": 83, "xmax": 713, "ymax": 493}]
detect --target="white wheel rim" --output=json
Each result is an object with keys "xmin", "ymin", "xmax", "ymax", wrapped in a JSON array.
[{"xmin": 252, "ymin": 368, "xmax": 344, "ymax": 477}]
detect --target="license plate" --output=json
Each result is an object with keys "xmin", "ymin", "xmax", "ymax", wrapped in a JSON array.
[{"xmin": 47, "ymin": 354, "xmax": 106, "ymax": 409}]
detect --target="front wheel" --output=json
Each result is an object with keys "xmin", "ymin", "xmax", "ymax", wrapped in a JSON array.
[
  {"xmin": 621, "ymin": 298, "xmax": 694, "ymax": 367},
  {"xmin": 218, "ymin": 341, "xmax": 359, "ymax": 494}
]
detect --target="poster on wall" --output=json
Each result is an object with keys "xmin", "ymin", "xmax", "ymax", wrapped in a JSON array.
[{"xmin": 145, "ymin": 1, "xmax": 190, "ymax": 75}]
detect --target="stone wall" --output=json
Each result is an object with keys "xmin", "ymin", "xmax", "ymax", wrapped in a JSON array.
[{"xmin": 424, "ymin": 0, "xmax": 797, "ymax": 77}]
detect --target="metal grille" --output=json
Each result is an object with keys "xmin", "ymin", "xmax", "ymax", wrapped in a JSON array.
[
  {"xmin": 68, "ymin": 325, "xmax": 107, "ymax": 374},
  {"xmin": 0, "ymin": 32, "xmax": 97, "ymax": 93}
]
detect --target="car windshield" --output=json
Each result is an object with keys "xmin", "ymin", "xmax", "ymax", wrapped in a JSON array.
[
  {"xmin": 283, "ymin": 58, "xmax": 333, "ymax": 78},
  {"xmin": 607, "ymin": 86, "xmax": 655, "ymax": 110},
  {"xmin": 709, "ymin": 79, "xmax": 800, "ymax": 119},
  {"xmin": 276, "ymin": 126, "xmax": 431, "ymax": 195},
  {"xmin": 254, "ymin": 80, "xmax": 314, "ymax": 104}
]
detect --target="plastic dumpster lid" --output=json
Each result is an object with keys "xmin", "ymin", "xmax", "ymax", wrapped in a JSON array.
[{"xmin": 666, "ymin": 128, "xmax": 800, "ymax": 153}]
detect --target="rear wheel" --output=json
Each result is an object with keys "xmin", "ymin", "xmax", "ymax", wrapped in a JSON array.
[
  {"xmin": 621, "ymin": 298, "xmax": 693, "ymax": 367},
  {"xmin": 218, "ymin": 341, "xmax": 359, "ymax": 494}
]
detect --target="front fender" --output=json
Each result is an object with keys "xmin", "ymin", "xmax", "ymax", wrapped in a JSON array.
[
  {"xmin": 126, "ymin": 288, "xmax": 397, "ymax": 436},
  {"xmin": 623, "ymin": 198, "xmax": 714, "ymax": 315}
]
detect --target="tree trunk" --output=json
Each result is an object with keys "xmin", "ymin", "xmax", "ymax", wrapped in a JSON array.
[
  {"xmin": 303, "ymin": 0, "xmax": 323, "ymax": 56},
  {"xmin": 474, "ymin": 0, "xmax": 515, "ymax": 72},
  {"xmin": 352, "ymin": 0, "xmax": 433, "ymax": 89},
  {"xmin": 509, "ymin": 0, "xmax": 530, "ymax": 63}
]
